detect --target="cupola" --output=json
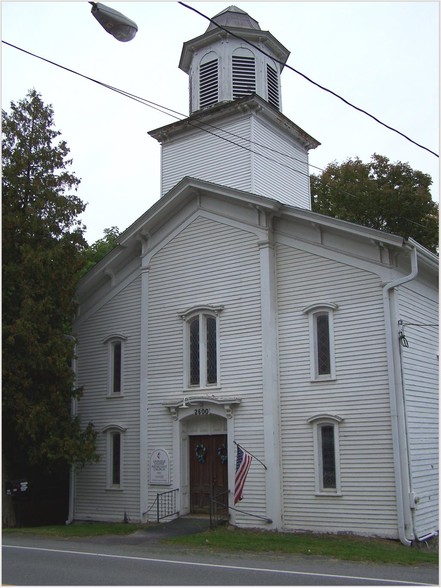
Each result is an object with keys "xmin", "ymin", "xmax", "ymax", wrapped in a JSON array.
[
  {"xmin": 149, "ymin": 5, "xmax": 320, "ymax": 209},
  {"xmin": 179, "ymin": 5, "xmax": 290, "ymax": 114}
]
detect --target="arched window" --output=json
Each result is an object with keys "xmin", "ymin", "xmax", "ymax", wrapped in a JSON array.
[
  {"xmin": 199, "ymin": 51, "xmax": 219, "ymax": 109},
  {"xmin": 103, "ymin": 334, "xmax": 128, "ymax": 396},
  {"xmin": 303, "ymin": 303, "xmax": 338, "ymax": 381},
  {"xmin": 102, "ymin": 424, "xmax": 127, "ymax": 489},
  {"xmin": 180, "ymin": 305, "xmax": 223, "ymax": 389},
  {"xmin": 308, "ymin": 414, "xmax": 343, "ymax": 495},
  {"xmin": 232, "ymin": 47, "xmax": 256, "ymax": 99}
]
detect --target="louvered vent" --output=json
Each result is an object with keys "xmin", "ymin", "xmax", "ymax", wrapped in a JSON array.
[
  {"xmin": 232, "ymin": 55, "xmax": 256, "ymax": 99},
  {"xmin": 199, "ymin": 58, "xmax": 219, "ymax": 108},
  {"xmin": 267, "ymin": 64, "xmax": 279, "ymax": 109}
]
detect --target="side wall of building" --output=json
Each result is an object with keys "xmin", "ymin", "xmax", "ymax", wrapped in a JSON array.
[
  {"xmin": 276, "ymin": 241, "xmax": 399, "ymax": 538},
  {"xmin": 397, "ymin": 279, "xmax": 439, "ymax": 540},
  {"xmin": 73, "ymin": 275, "xmax": 142, "ymax": 522}
]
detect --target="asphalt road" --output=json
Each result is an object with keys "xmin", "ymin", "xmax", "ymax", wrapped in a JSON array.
[{"xmin": 2, "ymin": 534, "xmax": 438, "ymax": 586}]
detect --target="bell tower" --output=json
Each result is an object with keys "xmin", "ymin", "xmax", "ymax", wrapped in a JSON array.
[
  {"xmin": 179, "ymin": 5, "xmax": 289, "ymax": 114},
  {"xmin": 149, "ymin": 5, "xmax": 320, "ymax": 209}
]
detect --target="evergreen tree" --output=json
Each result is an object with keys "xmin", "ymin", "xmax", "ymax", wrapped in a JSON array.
[
  {"xmin": 2, "ymin": 90, "xmax": 97, "ymax": 524},
  {"xmin": 310, "ymin": 153, "xmax": 438, "ymax": 253}
]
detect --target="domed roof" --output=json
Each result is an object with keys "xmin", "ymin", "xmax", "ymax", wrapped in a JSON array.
[{"xmin": 206, "ymin": 5, "xmax": 261, "ymax": 32}]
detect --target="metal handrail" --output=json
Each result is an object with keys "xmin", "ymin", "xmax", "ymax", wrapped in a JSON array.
[
  {"xmin": 156, "ymin": 488, "xmax": 179, "ymax": 522},
  {"xmin": 209, "ymin": 489, "xmax": 230, "ymax": 528}
]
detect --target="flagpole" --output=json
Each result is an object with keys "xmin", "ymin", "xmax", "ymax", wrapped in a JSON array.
[{"xmin": 234, "ymin": 440, "xmax": 267, "ymax": 470}]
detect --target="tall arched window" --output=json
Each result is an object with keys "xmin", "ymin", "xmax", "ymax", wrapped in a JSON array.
[
  {"xmin": 308, "ymin": 414, "xmax": 343, "ymax": 495},
  {"xmin": 232, "ymin": 47, "xmax": 256, "ymax": 99},
  {"xmin": 102, "ymin": 424, "xmax": 127, "ymax": 490},
  {"xmin": 180, "ymin": 305, "xmax": 223, "ymax": 389},
  {"xmin": 303, "ymin": 303, "xmax": 338, "ymax": 381},
  {"xmin": 103, "ymin": 334, "xmax": 128, "ymax": 396}
]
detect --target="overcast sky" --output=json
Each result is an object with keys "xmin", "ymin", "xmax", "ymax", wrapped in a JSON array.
[{"xmin": 2, "ymin": 1, "xmax": 439, "ymax": 244}]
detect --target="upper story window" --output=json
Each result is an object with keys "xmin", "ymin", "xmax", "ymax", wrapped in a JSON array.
[
  {"xmin": 303, "ymin": 303, "xmax": 338, "ymax": 381},
  {"xmin": 308, "ymin": 414, "xmax": 343, "ymax": 495},
  {"xmin": 232, "ymin": 48, "xmax": 256, "ymax": 99},
  {"xmin": 180, "ymin": 305, "xmax": 223, "ymax": 389},
  {"xmin": 199, "ymin": 52, "xmax": 219, "ymax": 109},
  {"xmin": 103, "ymin": 334, "xmax": 127, "ymax": 396},
  {"xmin": 266, "ymin": 62, "xmax": 279, "ymax": 109}
]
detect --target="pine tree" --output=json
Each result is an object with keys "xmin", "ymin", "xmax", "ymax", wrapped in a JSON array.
[{"xmin": 2, "ymin": 90, "xmax": 98, "ymax": 524}]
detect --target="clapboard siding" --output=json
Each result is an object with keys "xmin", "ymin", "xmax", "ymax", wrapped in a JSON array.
[
  {"xmin": 74, "ymin": 275, "xmax": 142, "ymax": 522},
  {"xmin": 161, "ymin": 119, "xmax": 252, "ymax": 196},
  {"xmin": 276, "ymin": 243, "xmax": 398, "ymax": 537},
  {"xmin": 251, "ymin": 117, "xmax": 310, "ymax": 208},
  {"xmin": 146, "ymin": 215, "xmax": 264, "ymax": 509},
  {"xmin": 397, "ymin": 284, "xmax": 438, "ymax": 539}
]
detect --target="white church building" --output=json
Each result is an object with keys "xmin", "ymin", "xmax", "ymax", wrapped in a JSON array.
[{"xmin": 71, "ymin": 6, "xmax": 438, "ymax": 545}]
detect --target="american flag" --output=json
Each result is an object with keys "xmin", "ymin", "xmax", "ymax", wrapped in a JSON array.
[{"xmin": 234, "ymin": 445, "xmax": 253, "ymax": 504}]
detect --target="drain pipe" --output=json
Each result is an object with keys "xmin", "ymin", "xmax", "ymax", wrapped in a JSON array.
[{"xmin": 382, "ymin": 242, "xmax": 418, "ymax": 546}]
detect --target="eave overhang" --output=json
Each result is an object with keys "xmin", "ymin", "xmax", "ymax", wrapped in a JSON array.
[
  {"xmin": 179, "ymin": 27, "xmax": 290, "ymax": 73},
  {"xmin": 148, "ymin": 94, "xmax": 320, "ymax": 151}
]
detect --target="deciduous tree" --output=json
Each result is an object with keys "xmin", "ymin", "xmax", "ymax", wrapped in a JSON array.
[{"xmin": 310, "ymin": 153, "xmax": 438, "ymax": 252}]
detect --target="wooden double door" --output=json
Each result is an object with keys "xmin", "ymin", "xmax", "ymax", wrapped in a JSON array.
[{"xmin": 189, "ymin": 434, "xmax": 228, "ymax": 514}]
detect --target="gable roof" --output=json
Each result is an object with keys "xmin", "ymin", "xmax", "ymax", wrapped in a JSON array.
[{"xmin": 78, "ymin": 176, "xmax": 437, "ymax": 298}]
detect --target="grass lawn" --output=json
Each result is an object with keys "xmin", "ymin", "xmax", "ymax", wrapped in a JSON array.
[
  {"xmin": 3, "ymin": 522, "xmax": 144, "ymax": 538},
  {"xmin": 165, "ymin": 526, "xmax": 439, "ymax": 566},
  {"xmin": 4, "ymin": 523, "xmax": 438, "ymax": 566}
]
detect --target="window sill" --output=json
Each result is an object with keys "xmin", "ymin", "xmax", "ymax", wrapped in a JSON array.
[
  {"xmin": 107, "ymin": 393, "xmax": 125, "ymax": 399},
  {"xmin": 315, "ymin": 492, "xmax": 342, "ymax": 497},
  {"xmin": 310, "ymin": 377, "xmax": 336, "ymax": 383},
  {"xmin": 183, "ymin": 386, "xmax": 221, "ymax": 393}
]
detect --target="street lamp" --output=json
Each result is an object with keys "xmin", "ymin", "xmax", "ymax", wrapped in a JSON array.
[{"xmin": 89, "ymin": 2, "xmax": 138, "ymax": 42}]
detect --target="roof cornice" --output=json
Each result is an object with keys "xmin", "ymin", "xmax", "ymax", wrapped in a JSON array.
[{"xmin": 148, "ymin": 94, "xmax": 320, "ymax": 151}]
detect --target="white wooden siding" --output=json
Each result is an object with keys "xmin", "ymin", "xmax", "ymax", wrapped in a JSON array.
[
  {"xmin": 145, "ymin": 215, "xmax": 268, "ymax": 519},
  {"xmin": 161, "ymin": 118, "xmax": 252, "ymax": 196},
  {"xmin": 276, "ymin": 243, "xmax": 399, "ymax": 538},
  {"xmin": 397, "ymin": 284, "xmax": 438, "ymax": 539},
  {"xmin": 251, "ymin": 117, "xmax": 310, "ymax": 209},
  {"xmin": 74, "ymin": 275, "xmax": 142, "ymax": 522}
]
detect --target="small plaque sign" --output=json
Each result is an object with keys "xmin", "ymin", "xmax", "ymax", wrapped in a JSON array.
[{"xmin": 150, "ymin": 448, "xmax": 171, "ymax": 485}]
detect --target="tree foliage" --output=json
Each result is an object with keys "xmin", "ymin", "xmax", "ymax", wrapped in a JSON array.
[
  {"xmin": 82, "ymin": 226, "xmax": 120, "ymax": 276},
  {"xmin": 2, "ymin": 89, "xmax": 98, "ymax": 474},
  {"xmin": 310, "ymin": 153, "xmax": 438, "ymax": 252}
]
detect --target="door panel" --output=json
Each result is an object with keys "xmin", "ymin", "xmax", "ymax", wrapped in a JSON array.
[{"xmin": 189, "ymin": 434, "xmax": 227, "ymax": 513}]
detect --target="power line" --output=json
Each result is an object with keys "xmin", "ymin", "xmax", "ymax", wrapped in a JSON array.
[
  {"xmin": 2, "ymin": 40, "xmax": 435, "ymax": 237},
  {"xmin": 178, "ymin": 1, "xmax": 439, "ymax": 159},
  {"xmin": 1, "ymin": 40, "xmax": 316, "ymax": 182}
]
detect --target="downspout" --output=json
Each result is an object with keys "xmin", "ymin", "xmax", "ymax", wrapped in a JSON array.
[{"xmin": 382, "ymin": 242, "xmax": 418, "ymax": 546}]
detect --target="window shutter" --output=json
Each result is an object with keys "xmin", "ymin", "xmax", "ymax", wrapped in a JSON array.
[
  {"xmin": 267, "ymin": 64, "xmax": 279, "ymax": 109},
  {"xmin": 199, "ymin": 58, "xmax": 219, "ymax": 108},
  {"xmin": 232, "ymin": 55, "xmax": 256, "ymax": 99}
]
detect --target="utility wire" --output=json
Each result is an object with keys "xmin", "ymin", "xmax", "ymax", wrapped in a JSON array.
[
  {"xmin": 2, "ymin": 40, "xmax": 435, "ymax": 235},
  {"xmin": 1, "ymin": 40, "xmax": 315, "ymax": 182},
  {"xmin": 178, "ymin": 1, "xmax": 439, "ymax": 159}
]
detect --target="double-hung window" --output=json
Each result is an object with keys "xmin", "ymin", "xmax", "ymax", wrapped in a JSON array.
[
  {"xmin": 303, "ymin": 303, "xmax": 338, "ymax": 381},
  {"xmin": 308, "ymin": 414, "xmax": 343, "ymax": 495},
  {"xmin": 180, "ymin": 305, "xmax": 223, "ymax": 389}
]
